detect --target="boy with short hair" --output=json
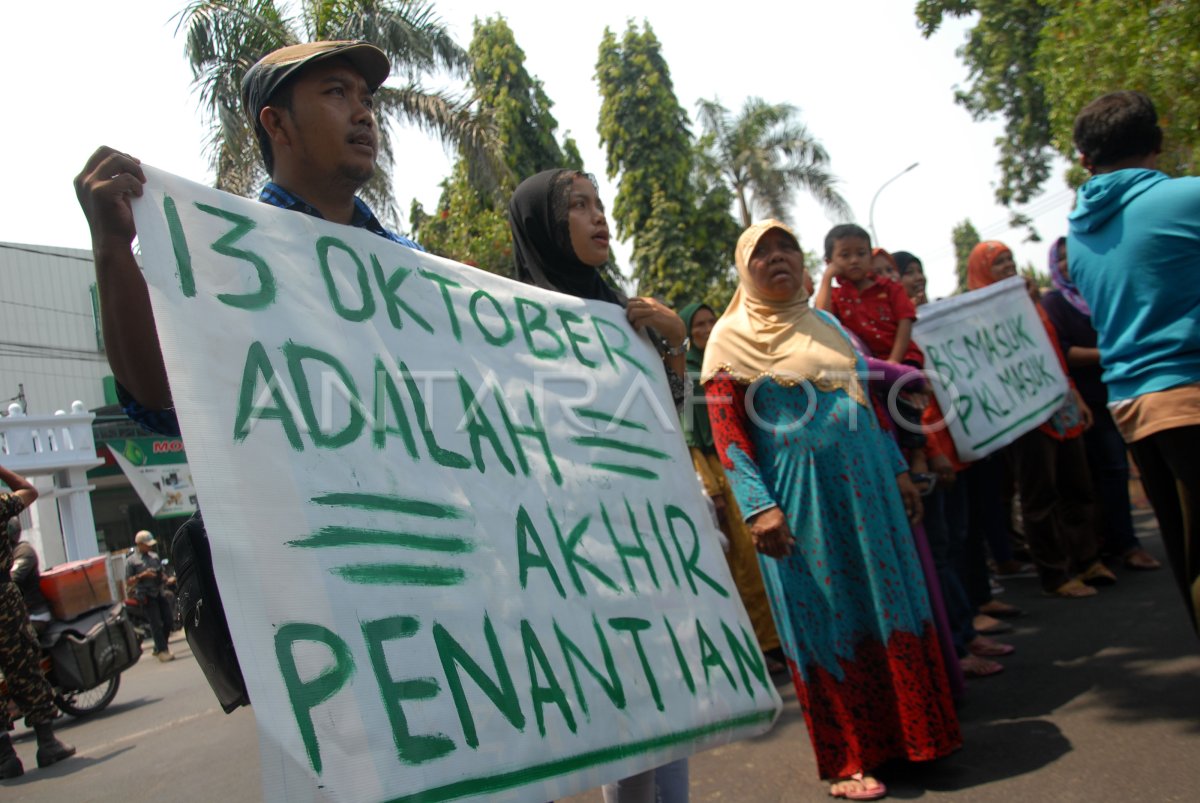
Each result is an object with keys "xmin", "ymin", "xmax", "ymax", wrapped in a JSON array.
[
  {"xmin": 1067, "ymin": 89, "xmax": 1200, "ymax": 635},
  {"xmin": 814, "ymin": 223, "xmax": 923, "ymax": 367}
]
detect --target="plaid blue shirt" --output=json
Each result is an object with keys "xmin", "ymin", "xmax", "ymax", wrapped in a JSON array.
[
  {"xmin": 119, "ymin": 184, "xmax": 422, "ymax": 436},
  {"xmin": 257, "ymin": 183, "xmax": 423, "ymax": 251}
]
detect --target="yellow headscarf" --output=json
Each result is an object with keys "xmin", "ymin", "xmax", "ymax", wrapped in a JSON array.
[{"xmin": 700, "ymin": 220, "xmax": 865, "ymax": 407}]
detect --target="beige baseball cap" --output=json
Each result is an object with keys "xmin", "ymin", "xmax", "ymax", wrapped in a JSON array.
[
  {"xmin": 135, "ymin": 530, "xmax": 157, "ymax": 547},
  {"xmin": 240, "ymin": 40, "xmax": 391, "ymax": 123}
]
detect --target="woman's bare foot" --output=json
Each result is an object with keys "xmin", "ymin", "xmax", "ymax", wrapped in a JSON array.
[
  {"xmin": 1123, "ymin": 548, "xmax": 1162, "ymax": 570},
  {"xmin": 961, "ymin": 654, "xmax": 1005, "ymax": 678},
  {"xmin": 973, "ymin": 614, "xmax": 1013, "ymax": 635},
  {"xmin": 968, "ymin": 635, "xmax": 1015, "ymax": 656},
  {"xmin": 979, "ymin": 599, "xmax": 1025, "ymax": 618},
  {"xmin": 1046, "ymin": 578, "xmax": 1099, "ymax": 598}
]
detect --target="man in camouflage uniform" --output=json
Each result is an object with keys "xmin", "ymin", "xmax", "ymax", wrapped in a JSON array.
[{"xmin": 0, "ymin": 464, "xmax": 74, "ymax": 779}]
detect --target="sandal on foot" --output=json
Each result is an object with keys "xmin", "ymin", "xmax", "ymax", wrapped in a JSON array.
[
  {"xmin": 1123, "ymin": 548, "xmax": 1162, "ymax": 571},
  {"xmin": 830, "ymin": 773, "xmax": 887, "ymax": 801},
  {"xmin": 979, "ymin": 600, "xmax": 1027, "ymax": 619},
  {"xmin": 961, "ymin": 654, "xmax": 1005, "ymax": 678},
  {"xmin": 1046, "ymin": 578, "xmax": 1098, "ymax": 598},
  {"xmin": 1080, "ymin": 562, "xmax": 1118, "ymax": 586},
  {"xmin": 969, "ymin": 635, "xmax": 1015, "ymax": 657},
  {"xmin": 973, "ymin": 614, "xmax": 1014, "ymax": 635}
]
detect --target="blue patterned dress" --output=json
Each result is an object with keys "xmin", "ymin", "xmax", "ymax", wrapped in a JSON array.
[{"xmin": 706, "ymin": 345, "xmax": 961, "ymax": 779}]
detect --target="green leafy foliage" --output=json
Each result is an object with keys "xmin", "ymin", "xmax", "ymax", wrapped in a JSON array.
[
  {"xmin": 1038, "ymin": 0, "xmax": 1200, "ymax": 177},
  {"xmin": 952, "ymin": 218, "xmax": 980, "ymax": 294},
  {"xmin": 411, "ymin": 163, "xmax": 513, "ymax": 274},
  {"xmin": 596, "ymin": 21, "xmax": 739, "ymax": 309},
  {"xmin": 176, "ymin": 0, "xmax": 499, "ymax": 229},
  {"xmin": 918, "ymin": 0, "xmax": 1200, "ymax": 221},
  {"xmin": 696, "ymin": 97, "xmax": 851, "ymax": 228},
  {"xmin": 1021, "ymin": 262, "xmax": 1051, "ymax": 290},
  {"xmin": 917, "ymin": 1, "xmax": 1055, "ymax": 212},
  {"xmin": 412, "ymin": 16, "xmax": 577, "ymax": 276}
]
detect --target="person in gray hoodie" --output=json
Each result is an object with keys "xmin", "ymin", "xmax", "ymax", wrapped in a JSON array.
[{"xmin": 1066, "ymin": 90, "xmax": 1200, "ymax": 638}]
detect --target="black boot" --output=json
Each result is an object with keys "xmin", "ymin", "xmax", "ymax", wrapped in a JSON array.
[
  {"xmin": 33, "ymin": 722, "xmax": 74, "ymax": 768},
  {"xmin": 0, "ymin": 733, "xmax": 23, "ymax": 779}
]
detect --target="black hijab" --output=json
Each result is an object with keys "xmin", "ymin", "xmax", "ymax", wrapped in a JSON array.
[
  {"xmin": 891, "ymin": 250, "xmax": 923, "ymax": 277},
  {"xmin": 508, "ymin": 169, "xmax": 624, "ymax": 306}
]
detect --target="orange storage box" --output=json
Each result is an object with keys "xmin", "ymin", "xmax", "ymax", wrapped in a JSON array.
[{"xmin": 39, "ymin": 556, "xmax": 115, "ymax": 621}]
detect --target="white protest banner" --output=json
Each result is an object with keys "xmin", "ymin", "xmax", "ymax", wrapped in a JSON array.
[
  {"xmin": 130, "ymin": 167, "xmax": 780, "ymax": 803},
  {"xmin": 913, "ymin": 276, "xmax": 1070, "ymax": 461}
]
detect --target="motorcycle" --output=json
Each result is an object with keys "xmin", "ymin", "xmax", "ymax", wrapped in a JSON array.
[{"xmin": 2, "ymin": 604, "xmax": 140, "ymax": 721}]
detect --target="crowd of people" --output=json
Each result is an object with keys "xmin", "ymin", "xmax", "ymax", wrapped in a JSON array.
[{"xmin": 0, "ymin": 34, "xmax": 1184, "ymax": 801}]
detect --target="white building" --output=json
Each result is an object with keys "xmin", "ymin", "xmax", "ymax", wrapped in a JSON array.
[
  {"xmin": 0, "ymin": 241, "xmax": 111, "ymax": 413},
  {"xmin": 1, "ymin": 241, "xmax": 192, "ymax": 566}
]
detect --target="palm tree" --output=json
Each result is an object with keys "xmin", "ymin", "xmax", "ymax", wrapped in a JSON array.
[
  {"xmin": 696, "ymin": 97, "xmax": 852, "ymax": 228},
  {"xmin": 175, "ymin": 0, "xmax": 502, "ymax": 227}
]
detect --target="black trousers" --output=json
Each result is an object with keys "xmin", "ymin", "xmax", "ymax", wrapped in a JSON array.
[
  {"xmin": 1006, "ymin": 429, "xmax": 1099, "ymax": 591},
  {"xmin": 141, "ymin": 594, "xmax": 173, "ymax": 654},
  {"xmin": 1129, "ymin": 425, "xmax": 1200, "ymax": 637}
]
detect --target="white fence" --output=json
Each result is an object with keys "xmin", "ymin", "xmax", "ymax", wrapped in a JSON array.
[{"xmin": 1, "ymin": 401, "xmax": 103, "ymax": 563}]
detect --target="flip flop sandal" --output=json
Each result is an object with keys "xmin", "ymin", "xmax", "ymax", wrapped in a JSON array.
[
  {"xmin": 830, "ymin": 774, "xmax": 887, "ymax": 800},
  {"xmin": 1080, "ymin": 562, "xmax": 1118, "ymax": 586}
]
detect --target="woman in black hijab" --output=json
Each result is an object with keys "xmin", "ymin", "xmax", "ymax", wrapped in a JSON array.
[
  {"xmin": 509, "ymin": 169, "xmax": 689, "ymax": 404},
  {"xmin": 509, "ymin": 168, "xmax": 691, "ymax": 802}
]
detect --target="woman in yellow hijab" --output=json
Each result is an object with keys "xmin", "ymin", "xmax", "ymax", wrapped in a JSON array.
[{"xmin": 702, "ymin": 221, "xmax": 961, "ymax": 800}]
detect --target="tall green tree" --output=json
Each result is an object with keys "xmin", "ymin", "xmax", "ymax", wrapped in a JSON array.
[
  {"xmin": 1020, "ymin": 261, "xmax": 1051, "ymax": 291},
  {"xmin": 919, "ymin": 1, "xmax": 1200, "ymax": 219},
  {"xmin": 696, "ymin": 97, "xmax": 852, "ymax": 228},
  {"xmin": 1038, "ymin": 0, "xmax": 1199, "ymax": 176},
  {"xmin": 176, "ymin": 0, "xmax": 498, "ymax": 227},
  {"xmin": 411, "ymin": 16, "xmax": 580, "ymax": 275},
  {"xmin": 952, "ymin": 218, "xmax": 980, "ymax": 294},
  {"xmin": 596, "ymin": 21, "xmax": 739, "ymax": 308},
  {"xmin": 917, "ymin": 0, "xmax": 1054, "ymax": 218}
]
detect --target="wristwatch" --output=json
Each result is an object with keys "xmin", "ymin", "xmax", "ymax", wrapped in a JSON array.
[{"xmin": 662, "ymin": 337, "xmax": 690, "ymax": 357}]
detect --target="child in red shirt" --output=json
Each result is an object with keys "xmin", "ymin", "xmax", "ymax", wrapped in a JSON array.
[{"xmin": 815, "ymin": 224, "xmax": 923, "ymax": 367}]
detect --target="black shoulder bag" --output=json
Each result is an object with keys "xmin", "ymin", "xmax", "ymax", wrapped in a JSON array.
[{"xmin": 171, "ymin": 512, "xmax": 250, "ymax": 713}]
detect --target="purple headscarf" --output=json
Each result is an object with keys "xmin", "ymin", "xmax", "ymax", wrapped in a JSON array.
[{"xmin": 1048, "ymin": 236, "xmax": 1091, "ymax": 317}]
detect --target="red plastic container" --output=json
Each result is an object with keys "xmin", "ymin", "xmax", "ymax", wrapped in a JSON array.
[{"xmin": 39, "ymin": 556, "xmax": 114, "ymax": 621}]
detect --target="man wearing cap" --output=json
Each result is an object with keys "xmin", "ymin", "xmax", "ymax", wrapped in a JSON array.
[
  {"xmin": 127, "ymin": 530, "xmax": 176, "ymax": 662},
  {"xmin": 74, "ymin": 41, "xmax": 419, "ymax": 433}
]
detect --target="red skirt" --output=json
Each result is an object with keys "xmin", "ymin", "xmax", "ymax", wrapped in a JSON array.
[{"xmin": 789, "ymin": 623, "xmax": 962, "ymax": 779}]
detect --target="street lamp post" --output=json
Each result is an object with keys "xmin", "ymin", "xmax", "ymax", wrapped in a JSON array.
[{"xmin": 868, "ymin": 162, "xmax": 919, "ymax": 244}]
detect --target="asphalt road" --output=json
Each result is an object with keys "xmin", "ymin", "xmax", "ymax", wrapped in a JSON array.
[{"xmin": 4, "ymin": 509, "xmax": 1198, "ymax": 802}]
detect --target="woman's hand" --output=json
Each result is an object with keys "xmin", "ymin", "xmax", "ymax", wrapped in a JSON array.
[
  {"xmin": 710, "ymin": 493, "xmax": 730, "ymax": 531},
  {"xmin": 626, "ymin": 297, "xmax": 686, "ymax": 348},
  {"xmin": 748, "ymin": 506, "xmax": 794, "ymax": 558},
  {"xmin": 896, "ymin": 472, "xmax": 924, "ymax": 525},
  {"xmin": 930, "ymin": 454, "xmax": 956, "ymax": 487},
  {"xmin": 1073, "ymin": 389, "xmax": 1094, "ymax": 430}
]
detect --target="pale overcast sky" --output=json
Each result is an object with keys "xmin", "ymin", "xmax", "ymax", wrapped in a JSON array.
[{"xmin": 3, "ymin": 1, "xmax": 1080, "ymax": 299}]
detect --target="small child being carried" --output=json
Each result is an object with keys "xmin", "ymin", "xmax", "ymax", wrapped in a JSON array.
[{"xmin": 814, "ymin": 223, "xmax": 923, "ymax": 368}]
